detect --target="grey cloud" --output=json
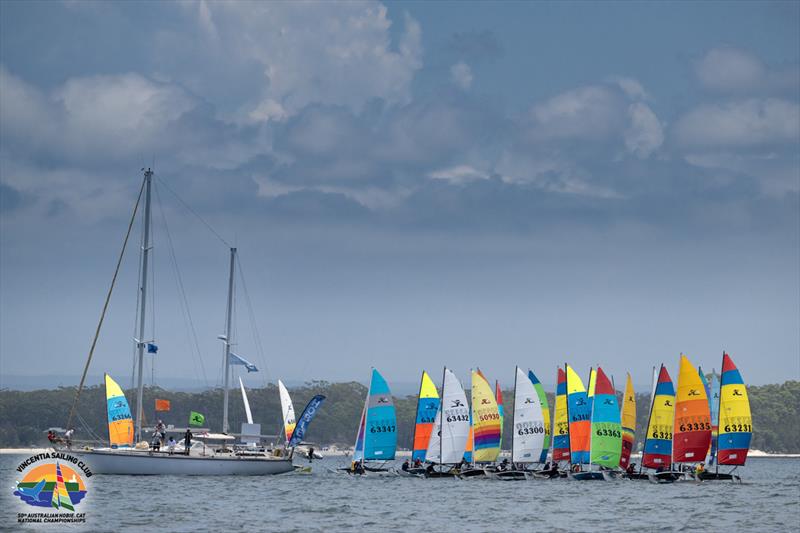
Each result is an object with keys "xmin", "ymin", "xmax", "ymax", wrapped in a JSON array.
[{"xmin": 695, "ymin": 46, "xmax": 800, "ymax": 95}]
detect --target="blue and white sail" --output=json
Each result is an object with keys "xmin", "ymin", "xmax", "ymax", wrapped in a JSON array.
[{"xmin": 353, "ymin": 368, "xmax": 397, "ymax": 462}]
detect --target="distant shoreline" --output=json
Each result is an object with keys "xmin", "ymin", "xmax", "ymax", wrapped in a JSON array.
[{"xmin": 2, "ymin": 447, "xmax": 798, "ymax": 458}]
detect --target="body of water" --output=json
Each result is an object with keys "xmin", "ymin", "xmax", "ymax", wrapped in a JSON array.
[{"xmin": 2, "ymin": 454, "xmax": 798, "ymax": 532}]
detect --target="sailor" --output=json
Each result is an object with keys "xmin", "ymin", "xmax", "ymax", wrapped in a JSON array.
[
  {"xmin": 307, "ymin": 446, "xmax": 315, "ymax": 463},
  {"xmin": 413, "ymin": 458, "xmax": 422, "ymax": 468},
  {"xmin": 47, "ymin": 431, "xmax": 56, "ymax": 445},
  {"xmin": 626, "ymin": 463, "xmax": 636, "ymax": 475},
  {"xmin": 151, "ymin": 433, "xmax": 161, "ymax": 452},
  {"xmin": 695, "ymin": 463, "xmax": 705, "ymax": 476},
  {"xmin": 64, "ymin": 428, "xmax": 74, "ymax": 448},
  {"xmin": 183, "ymin": 429, "xmax": 192, "ymax": 455},
  {"xmin": 401, "ymin": 459, "xmax": 410, "ymax": 472},
  {"xmin": 167, "ymin": 437, "xmax": 177, "ymax": 455},
  {"xmin": 499, "ymin": 458, "xmax": 510, "ymax": 471},
  {"xmin": 156, "ymin": 420, "xmax": 166, "ymax": 444}
]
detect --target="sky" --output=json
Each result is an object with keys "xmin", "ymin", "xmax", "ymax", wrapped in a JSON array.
[{"xmin": 1, "ymin": 1, "xmax": 798, "ymax": 391}]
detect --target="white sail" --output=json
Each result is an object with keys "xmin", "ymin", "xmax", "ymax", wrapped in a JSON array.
[
  {"xmin": 278, "ymin": 379, "xmax": 296, "ymax": 444},
  {"xmin": 425, "ymin": 368, "xmax": 470, "ymax": 464},
  {"xmin": 239, "ymin": 377, "xmax": 253, "ymax": 424},
  {"xmin": 512, "ymin": 366, "xmax": 545, "ymax": 463}
]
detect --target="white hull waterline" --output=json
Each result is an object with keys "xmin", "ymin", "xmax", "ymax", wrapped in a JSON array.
[{"xmin": 74, "ymin": 448, "xmax": 294, "ymax": 475}]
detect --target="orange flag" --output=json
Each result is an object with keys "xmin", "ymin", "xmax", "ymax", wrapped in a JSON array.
[{"xmin": 155, "ymin": 399, "xmax": 171, "ymax": 412}]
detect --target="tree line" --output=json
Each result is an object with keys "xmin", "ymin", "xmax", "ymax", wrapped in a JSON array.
[{"xmin": 0, "ymin": 380, "xmax": 797, "ymax": 453}]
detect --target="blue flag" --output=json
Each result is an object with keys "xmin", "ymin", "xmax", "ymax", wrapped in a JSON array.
[
  {"xmin": 288, "ymin": 395, "xmax": 326, "ymax": 448},
  {"xmin": 147, "ymin": 343, "xmax": 158, "ymax": 354}
]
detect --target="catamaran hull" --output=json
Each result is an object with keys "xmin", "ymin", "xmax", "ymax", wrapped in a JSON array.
[
  {"xmin": 72, "ymin": 449, "xmax": 294, "ymax": 475},
  {"xmin": 492, "ymin": 469, "xmax": 529, "ymax": 481}
]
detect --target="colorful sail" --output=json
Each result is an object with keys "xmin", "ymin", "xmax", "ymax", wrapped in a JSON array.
[
  {"xmin": 278, "ymin": 379, "xmax": 296, "ymax": 444},
  {"xmin": 642, "ymin": 365, "xmax": 675, "ymax": 469},
  {"xmin": 552, "ymin": 367, "xmax": 570, "ymax": 462},
  {"xmin": 363, "ymin": 368, "xmax": 397, "ymax": 460},
  {"xmin": 717, "ymin": 353, "xmax": 752, "ymax": 465},
  {"xmin": 496, "ymin": 380, "xmax": 504, "ymax": 445},
  {"xmin": 586, "ymin": 367, "xmax": 597, "ymax": 413},
  {"xmin": 426, "ymin": 368, "xmax": 470, "ymax": 464},
  {"xmin": 50, "ymin": 462, "xmax": 74, "ymax": 511},
  {"xmin": 619, "ymin": 373, "xmax": 636, "ymax": 469},
  {"xmin": 412, "ymin": 371, "xmax": 440, "ymax": 462},
  {"xmin": 589, "ymin": 367, "xmax": 622, "ymax": 468},
  {"xmin": 566, "ymin": 364, "xmax": 591, "ymax": 464},
  {"xmin": 512, "ymin": 367, "xmax": 545, "ymax": 463},
  {"xmin": 464, "ymin": 416, "xmax": 473, "ymax": 463},
  {"xmin": 528, "ymin": 370, "xmax": 551, "ymax": 463},
  {"xmin": 673, "ymin": 354, "xmax": 712, "ymax": 464},
  {"xmin": 105, "ymin": 373, "xmax": 133, "ymax": 448},
  {"xmin": 471, "ymin": 370, "xmax": 502, "ymax": 462},
  {"xmin": 709, "ymin": 371, "xmax": 720, "ymax": 464}
]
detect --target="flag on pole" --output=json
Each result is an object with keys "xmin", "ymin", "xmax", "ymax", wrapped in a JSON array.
[
  {"xmin": 147, "ymin": 343, "xmax": 158, "ymax": 354},
  {"xmin": 189, "ymin": 411, "xmax": 205, "ymax": 427},
  {"xmin": 229, "ymin": 352, "xmax": 258, "ymax": 372},
  {"xmin": 155, "ymin": 399, "xmax": 171, "ymax": 411}
]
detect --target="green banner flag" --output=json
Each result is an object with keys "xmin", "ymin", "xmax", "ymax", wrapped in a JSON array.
[{"xmin": 189, "ymin": 411, "xmax": 205, "ymax": 427}]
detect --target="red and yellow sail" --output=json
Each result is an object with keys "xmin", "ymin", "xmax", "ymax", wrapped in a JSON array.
[
  {"xmin": 619, "ymin": 373, "xmax": 636, "ymax": 468},
  {"xmin": 672, "ymin": 355, "xmax": 711, "ymax": 463},
  {"xmin": 717, "ymin": 352, "xmax": 752, "ymax": 465}
]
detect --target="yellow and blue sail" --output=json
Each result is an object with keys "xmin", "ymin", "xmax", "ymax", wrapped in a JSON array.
[
  {"xmin": 362, "ymin": 368, "xmax": 397, "ymax": 461},
  {"xmin": 589, "ymin": 367, "xmax": 622, "ymax": 468},
  {"xmin": 412, "ymin": 371, "xmax": 440, "ymax": 462},
  {"xmin": 105, "ymin": 373, "xmax": 133, "ymax": 448},
  {"xmin": 528, "ymin": 370, "xmax": 551, "ymax": 463},
  {"xmin": 552, "ymin": 367, "xmax": 570, "ymax": 462},
  {"xmin": 717, "ymin": 353, "xmax": 752, "ymax": 465},
  {"xmin": 566, "ymin": 364, "xmax": 591, "ymax": 464}
]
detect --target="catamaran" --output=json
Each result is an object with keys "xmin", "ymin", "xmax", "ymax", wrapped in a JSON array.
[
  {"xmin": 697, "ymin": 352, "xmax": 750, "ymax": 482},
  {"xmin": 494, "ymin": 367, "xmax": 547, "ymax": 480},
  {"xmin": 459, "ymin": 370, "xmax": 502, "ymax": 478},
  {"xmin": 345, "ymin": 368, "xmax": 398, "ymax": 475},
  {"xmin": 571, "ymin": 367, "xmax": 622, "ymax": 481},
  {"xmin": 425, "ymin": 368, "xmax": 470, "ymax": 478},
  {"xmin": 402, "ymin": 370, "xmax": 440, "ymax": 477},
  {"xmin": 68, "ymin": 169, "xmax": 293, "ymax": 475}
]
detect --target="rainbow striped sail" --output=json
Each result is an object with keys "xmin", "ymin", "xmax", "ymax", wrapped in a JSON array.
[
  {"xmin": 717, "ymin": 352, "xmax": 752, "ymax": 465},
  {"xmin": 566, "ymin": 364, "xmax": 590, "ymax": 464},
  {"xmin": 552, "ymin": 367, "xmax": 570, "ymax": 462},
  {"xmin": 619, "ymin": 373, "xmax": 636, "ymax": 469},
  {"xmin": 50, "ymin": 462, "xmax": 74, "ymax": 511},
  {"xmin": 528, "ymin": 370, "xmax": 551, "ymax": 463},
  {"xmin": 589, "ymin": 367, "xmax": 622, "ymax": 468},
  {"xmin": 105, "ymin": 373, "xmax": 133, "ymax": 448},
  {"xmin": 412, "ymin": 371, "xmax": 440, "ymax": 462},
  {"xmin": 471, "ymin": 370, "xmax": 501, "ymax": 462},
  {"xmin": 642, "ymin": 365, "xmax": 675, "ymax": 469},
  {"xmin": 354, "ymin": 368, "xmax": 397, "ymax": 462},
  {"xmin": 673, "ymin": 354, "xmax": 711, "ymax": 464}
]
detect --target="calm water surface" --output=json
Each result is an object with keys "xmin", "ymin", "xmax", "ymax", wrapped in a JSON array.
[{"xmin": 2, "ymin": 454, "xmax": 798, "ymax": 532}]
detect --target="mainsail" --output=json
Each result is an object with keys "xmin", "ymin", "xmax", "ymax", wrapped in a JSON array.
[
  {"xmin": 364, "ymin": 368, "xmax": 397, "ymax": 460},
  {"xmin": 717, "ymin": 352, "xmax": 752, "ymax": 465},
  {"xmin": 589, "ymin": 367, "xmax": 622, "ymax": 468},
  {"xmin": 426, "ymin": 368, "xmax": 470, "ymax": 465},
  {"xmin": 471, "ymin": 370, "xmax": 502, "ymax": 462},
  {"xmin": 642, "ymin": 365, "xmax": 675, "ymax": 469},
  {"xmin": 566, "ymin": 364, "xmax": 591, "ymax": 464},
  {"xmin": 239, "ymin": 377, "xmax": 253, "ymax": 425},
  {"xmin": 619, "ymin": 373, "xmax": 636, "ymax": 469},
  {"xmin": 673, "ymin": 354, "xmax": 712, "ymax": 464},
  {"xmin": 278, "ymin": 379, "xmax": 296, "ymax": 445},
  {"xmin": 104, "ymin": 374, "xmax": 133, "ymax": 448},
  {"xmin": 412, "ymin": 371, "xmax": 440, "ymax": 462},
  {"xmin": 512, "ymin": 366, "xmax": 545, "ymax": 464},
  {"xmin": 528, "ymin": 370, "xmax": 551, "ymax": 463},
  {"xmin": 552, "ymin": 367, "xmax": 570, "ymax": 462}
]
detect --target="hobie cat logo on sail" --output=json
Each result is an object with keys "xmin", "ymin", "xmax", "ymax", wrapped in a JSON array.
[{"xmin": 12, "ymin": 453, "xmax": 90, "ymax": 524}]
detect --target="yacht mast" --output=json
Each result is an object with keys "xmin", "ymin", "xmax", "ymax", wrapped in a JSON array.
[
  {"xmin": 134, "ymin": 168, "xmax": 153, "ymax": 443},
  {"xmin": 222, "ymin": 247, "xmax": 236, "ymax": 434}
]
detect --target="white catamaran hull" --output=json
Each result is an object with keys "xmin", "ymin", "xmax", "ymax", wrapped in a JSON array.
[{"xmin": 73, "ymin": 449, "xmax": 294, "ymax": 475}]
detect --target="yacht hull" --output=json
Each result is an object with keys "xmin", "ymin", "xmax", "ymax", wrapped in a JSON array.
[{"xmin": 72, "ymin": 449, "xmax": 294, "ymax": 475}]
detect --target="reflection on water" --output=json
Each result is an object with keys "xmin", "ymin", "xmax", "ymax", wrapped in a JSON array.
[{"xmin": 2, "ymin": 455, "xmax": 798, "ymax": 532}]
